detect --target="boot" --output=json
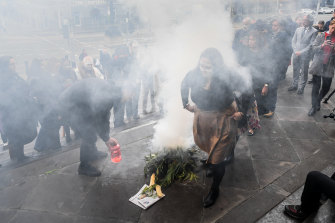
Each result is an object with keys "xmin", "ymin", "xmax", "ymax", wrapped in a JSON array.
[
  {"xmin": 78, "ymin": 162, "xmax": 101, "ymax": 177},
  {"xmin": 90, "ymin": 150, "xmax": 108, "ymax": 161},
  {"xmin": 203, "ymin": 162, "xmax": 225, "ymax": 208},
  {"xmin": 9, "ymin": 144, "xmax": 27, "ymax": 161},
  {"xmin": 206, "ymin": 166, "xmax": 214, "ymax": 178},
  {"xmin": 203, "ymin": 186, "xmax": 219, "ymax": 208}
]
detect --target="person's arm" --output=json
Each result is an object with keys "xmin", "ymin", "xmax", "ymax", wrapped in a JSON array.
[
  {"xmin": 312, "ymin": 32, "xmax": 325, "ymax": 53},
  {"xmin": 292, "ymin": 28, "xmax": 298, "ymax": 53},
  {"xmin": 181, "ymin": 71, "xmax": 192, "ymax": 108},
  {"xmin": 96, "ymin": 110, "xmax": 111, "ymax": 142}
]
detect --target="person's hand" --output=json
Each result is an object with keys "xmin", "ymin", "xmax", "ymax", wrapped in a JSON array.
[
  {"xmin": 185, "ymin": 104, "xmax": 196, "ymax": 113},
  {"xmin": 261, "ymin": 85, "xmax": 269, "ymax": 96},
  {"xmin": 105, "ymin": 137, "xmax": 118, "ymax": 147},
  {"xmin": 295, "ymin": 51, "xmax": 301, "ymax": 56},
  {"xmin": 232, "ymin": 112, "xmax": 243, "ymax": 121}
]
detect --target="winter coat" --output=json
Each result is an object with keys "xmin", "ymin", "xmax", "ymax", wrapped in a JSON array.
[
  {"xmin": 0, "ymin": 72, "xmax": 38, "ymax": 145},
  {"xmin": 310, "ymin": 32, "xmax": 335, "ymax": 78},
  {"xmin": 58, "ymin": 78, "xmax": 122, "ymax": 142}
]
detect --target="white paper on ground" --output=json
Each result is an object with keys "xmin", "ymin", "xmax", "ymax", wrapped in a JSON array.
[{"xmin": 129, "ymin": 184, "xmax": 165, "ymax": 209}]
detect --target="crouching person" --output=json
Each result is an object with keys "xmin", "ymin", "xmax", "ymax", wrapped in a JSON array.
[
  {"xmin": 36, "ymin": 78, "xmax": 121, "ymax": 176},
  {"xmin": 284, "ymin": 171, "xmax": 335, "ymax": 220}
]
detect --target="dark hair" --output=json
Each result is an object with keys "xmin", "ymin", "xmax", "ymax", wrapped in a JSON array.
[
  {"xmin": 318, "ymin": 20, "xmax": 325, "ymax": 25},
  {"xmin": 248, "ymin": 30, "xmax": 265, "ymax": 49},
  {"xmin": 304, "ymin": 14, "xmax": 314, "ymax": 25},
  {"xmin": 199, "ymin": 48, "xmax": 223, "ymax": 73}
]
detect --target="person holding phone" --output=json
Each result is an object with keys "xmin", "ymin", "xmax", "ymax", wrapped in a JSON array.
[{"xmin": 308, "ymin": 20, "xmax": 335, "ymax": 116}]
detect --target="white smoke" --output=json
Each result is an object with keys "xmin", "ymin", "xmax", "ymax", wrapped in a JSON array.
[{"xmin": 124, "ymin": 0, "xmax": 251, "ymax": 150}]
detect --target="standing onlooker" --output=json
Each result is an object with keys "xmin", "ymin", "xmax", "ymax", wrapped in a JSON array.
[
  {"xmin": 233, "ymin": 17, "xmax": 255, "ymax": 56},
  {"xmin": 308, "ymin": 20, "xmax": 335, "ymax": 116},
  {"xmin": 0, "ymin": 56, "xmax": 38, "ymax": 161},
  {"xmin": 265, "ymin": 19, "xmax": 290, "ymax": 117},
  {"xmin": 58, "ymin": 57, "xmax": 78, "ymax": 143},
  {"xmin": 308, "ymin": 20, "xmax": 326, "ymax": 84},
  {"xmin": 324, "ymin": 10, "xmax": 335, "ymax": 31},
  {"xmin": 79, "ymin": 49, "xmax": 88, "ymax": 62},
  {"xmin": 142, "ymin": 71, "xmax": 156, "ymax": 114},
  {"xmin": 295, "ymin": 15, "xmax": 304, "ymax": 28},
  {"xmin": 288, "ymin": 15, "xmax": 317, "ymax": 95},
  {"xmin": 314, "ymin": 20, "xmax": 325, "ymax": 33},
  {"xmin": 239, "ymin": 31, "xmax": 271, "ymax": 117},
  {"xmin": 76, "ymin": 56, "xmax": 104, "ymax": 80},
  {"xmin": 111, "ymin": 41, "xmax": 140, "ymax": 127}
]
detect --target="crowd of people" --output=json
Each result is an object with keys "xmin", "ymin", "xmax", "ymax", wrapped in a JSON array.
[
  {"xmin": 0, "ymin": 11, "xmax": 335, "ymax": 215},
  {"xmin": 0, "ymin": 41, "xmax": 160, "ymax": 175},
  {"xmin": 180, "ymin": 13, "xmax": 335, "ymax": 213}
]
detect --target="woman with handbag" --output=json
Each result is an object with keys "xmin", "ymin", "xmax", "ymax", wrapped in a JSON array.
[{"xmin": 308, "ymin": 20, "xmax": 335, "ymax": 116}]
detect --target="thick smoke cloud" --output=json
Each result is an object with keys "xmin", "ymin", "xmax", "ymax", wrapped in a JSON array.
[{"xmin": 123, "ymin": 0, "xmax": 251, "ymax": 150}]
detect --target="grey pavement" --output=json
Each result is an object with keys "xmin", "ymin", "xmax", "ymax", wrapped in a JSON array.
[{"xmin": 1, "ymin": 68, "xmax": 335, "ymax": 223}]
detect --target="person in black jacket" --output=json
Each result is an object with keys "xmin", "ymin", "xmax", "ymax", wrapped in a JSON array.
[
  {"xmin": 0, "ymin": 56, "xmax": 38, "ymax": 161},
  {"xmin": 265, "ymin": 19, "xmax": 291, "ymax": 116},
  {"xmin": 36, "ymin": 79, "xmax": 121, "ymax": 176},
  {"xmin": 181, "ymin": 48, "xmax": 246, "ymax": 208},
  {"xmin": 28, "ymin": 59, "xmax": 65, "ymax": 152},
  {"xmin": 324, "ymin": 10, "xmax": 335, "ymax": 31}
]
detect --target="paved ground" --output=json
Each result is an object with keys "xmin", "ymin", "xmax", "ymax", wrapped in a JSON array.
[
  {"xmin": 0, "ymin": 65, "xmax": 335, "ymax": 223},
  {"xmin": 1, "ymin": 12, "xmax": 335, "ymax": 222}
]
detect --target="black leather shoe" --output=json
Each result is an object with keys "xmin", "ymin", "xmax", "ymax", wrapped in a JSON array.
[
  {"xmin": 308, "ymin": 107, "xmax": 316, "ymax": 116},
  {"xmin": 78, "ymin": 163, "xmax": 101, "ymax": 177},
  {"xmin": 284, "ymin": 205, "xmax": 309, "ymax": 220},
  {"xmin": 203, "ymin": 188, "xmax": 219, "ymax": 208},
  {"xmin": 297, "ymin": 89, "xmax": 304, "ymax": 95},
  {"xmin": 288, "ymin": 86, "xmax": 298, "ymax": 91}
]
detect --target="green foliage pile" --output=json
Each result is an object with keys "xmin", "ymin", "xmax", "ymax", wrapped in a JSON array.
[{"xmin": 144, "ymin": 147, "xmax": 199, "ymax": 188}]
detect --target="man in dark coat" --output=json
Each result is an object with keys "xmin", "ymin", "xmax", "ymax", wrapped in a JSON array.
[
  {"xmin": 264, "ymin": 18, "xmax": 291, "ymax": 117},
  {"xmin": 0, "ymin": 56, "xmax": 38, "ymax": 161},
  {"xmin": 36, "ymin": 78, "xmax": 121, "ymax": 176},
  {"xmin": 109, "ymin": 41, "xmax": 141, "ymax": 127}
]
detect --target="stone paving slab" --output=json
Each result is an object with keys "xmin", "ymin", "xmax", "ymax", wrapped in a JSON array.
[
  {"xmin": 0, "ymin": 68, "xmax": 335, "ymax": 223},
  {"xmin": 216, "ymin": 185, "xmax": 287, "ymax": 223},
  {"xmin": 257, "ymin": 164, "xmax": 335, "ymax": 223},
  {"xmin": 8, "ymin": 210, "xmax": 75, "ymax": 223}
]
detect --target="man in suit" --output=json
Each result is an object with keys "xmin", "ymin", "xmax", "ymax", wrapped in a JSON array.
[{"xmin": 288, "ymin": 15, "xmax": 317, "ymax": 95}]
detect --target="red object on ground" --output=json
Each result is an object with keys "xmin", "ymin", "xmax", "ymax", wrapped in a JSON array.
[{"xmin": 109, "ymin": 143, "xmax": 122, "ymax": 163}]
